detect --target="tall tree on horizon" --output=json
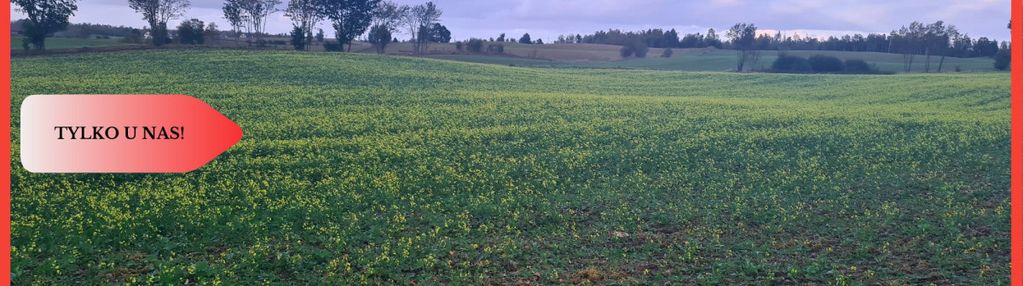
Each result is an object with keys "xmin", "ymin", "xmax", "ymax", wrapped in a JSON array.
[
  {"xmin": 128, "ymin": 0, "xmax": 189, "ymax": 46},
  {"xmin": 727, "ymin": 23, "xmax": 757, "ymax": 72},
  {"xmin": 12, "ymin": 0, "xmax": 77, "ymax": 50},
  {"xmin": 286, "ymin": 0, "xmax": 320, "ymax": 49},
  {"xmin": 402, "ymin": 1, "xmax": 441, "ymax": 55},
  {"xmin": 222, "ymin": 0, "xmax": 247, "ymax": 35},
  {"xmin": 318, "ymin": 0, "xmax": 380, "ymax": 52}
]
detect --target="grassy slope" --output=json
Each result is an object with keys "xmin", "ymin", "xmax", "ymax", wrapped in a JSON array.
[
  {"xmin": 9, "ymin": 37, "xmax": 136, "ymax": 50},
  {"xmin": 11, "ymin": 50, "xmax": 1009, "ymax": 284}
]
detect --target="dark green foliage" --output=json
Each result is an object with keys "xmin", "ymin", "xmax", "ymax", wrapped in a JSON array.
[
  {"xmin": 12, "ymin": 0, "xmax": 78, "ymax": 50},
  {"xmin": 487, "ymin": 43, "xmax": 504, "ymax": 54},
  {"xmin": 150, "ymin": 22, "xmax": 170, "ymax": 46},
  {"xmin": 661, "ymin": 48, "xmax": 673, "ymax": 58},
  {"xmin": 620, "ymin": 39, "xmax": 648, "ymax": 58},
  {"xmin": 427, "ymin": 23, "xmax": 451, "ymax": 43},
  {"xmin": 176, "ymin": 19, "xmax": 205, "ymax": 45},
  {"xmin": 771, "ymin": 54, "xmax": 812, "ymax": 73},
  {"xmin": 318, "ymin": 0, "xmax": 380, "ymax": 51},
  {"xmin": 519, "ymin": 33, "xmax": 531, "ymax": 44},
  {"xmin": 808, "ymin": 55, "xmax": 845, "ymax": 73},
  {"xmin": 129, "ymin": 0, "xmax": 188, "ymax": 46},
  {"xmin": 290, "ymin": 26, "xmax": 307, "ymax": 50},
  {"xmin": 844, "ymin": 59, "xmax": 876, "ymax": 74},
  {"xmin": 323, "ymin": 40, "xmax": 342, "ymax": 51},
  {"xmin": 367, "ymin": 24, "xmax": 392, "ymax": 54},
  {"xmin": 770, "ymin": 55, "xmax": 880, "ymax": 74},
  {"xmin": 727, "ymin": 23, "xmax": 757, "ymax": 72},
  {"xmin": 466, "ymin": 38, "xmax": 484, "ymax": 53},
  {"xmin": 994, "ymin": 48, "xmax": 1010, "ymax": 71}
]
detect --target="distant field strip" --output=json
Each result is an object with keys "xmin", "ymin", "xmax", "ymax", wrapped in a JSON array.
[{"xmin": 11, "ymin": 50, "xmax": 1009, "ymax": 284}]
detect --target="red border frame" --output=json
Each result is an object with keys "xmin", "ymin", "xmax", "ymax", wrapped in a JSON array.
[
  {"xmin": 0, "ymin": 1, "xmax": 1017, "ymax": 285},
  {"xmin": 3, "ymin": 0, "xmax": 11, "ymax": 283},
  {"xmin": 1012, "ymin": 0, "xmax": 1022, "ymax": 284}
]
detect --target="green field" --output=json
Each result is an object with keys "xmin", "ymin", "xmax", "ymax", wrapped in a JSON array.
[
  {"xmin": 11, "ymin": 50, "xmax": 1009, "ymax": 284},
  {"xmin": 9, "ymin": 37, "xmax": 136, "ymax": 50}
]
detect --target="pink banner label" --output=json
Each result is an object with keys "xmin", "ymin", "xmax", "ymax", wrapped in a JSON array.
[{"xmin": 20, "ymin": 94, "xmax": 243, "ymax": 173}]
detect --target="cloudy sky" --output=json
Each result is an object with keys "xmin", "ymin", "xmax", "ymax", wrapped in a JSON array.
[{"xmin": 12, "ymin": 0, "xmax": 1012, "ymax": 42}]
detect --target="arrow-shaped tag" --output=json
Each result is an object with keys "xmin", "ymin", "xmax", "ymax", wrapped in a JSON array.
[{"xmin": 20, "ymin": 94, "xmax": 243, "ymax": 173}]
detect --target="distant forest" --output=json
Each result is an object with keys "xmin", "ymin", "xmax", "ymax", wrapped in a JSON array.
[{"xmin": 551, "ymin": 21, "xmax": 1007, "ymax": 58}]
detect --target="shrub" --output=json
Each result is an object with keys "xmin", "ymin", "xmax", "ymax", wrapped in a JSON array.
[
  {"xmin": 620, "ymin": 39, "xmax": 648, "ymax": 58},
  {"xmin": 770, "ymin": 54, "xmax": 811, "ymax": 73},
  {"xmin": 455, "ymin": 42, "xmax": 463, "ymax": 51},
  {"xmin": 487, "ymin": 43, "xmax": 504, "ymax": 54},
  {"xmin": 808, "ymin": 55, "xmax": 845, "ymax": 73},
  {"xmin": 323, "ymin": 41, "xmax": 343, "ymax": 52},
  {"xmin": 661, "ymin": 48, "xmax": 673, "ymax": 58},
  {"xmin": 620, "ymin": 45, "xmax": 634, "ymax": 58},
  {"xmin": 632, "ymin": 42, "xmax": 649, "ymax": 58},
  {"xmin": 994, "ymin": 48, "xmax": 1010, "ymax": 71},
  {"xmin": 466, "ymin": 38, "xmax": 484, "ymax": 53},
  {"xmin": 843, "ymin": 59, "xmax": 876, "ymax": 74},
  {"xmin": 177, "ymin": 19, "xmax": 205, "ymax": 45}
]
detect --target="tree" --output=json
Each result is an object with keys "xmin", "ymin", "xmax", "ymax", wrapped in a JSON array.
[
  {"xmin": 204, "ymin": 22, "xmax": 219, "ymax": 43},
  {"xmin": 727, "ymin": 23, "xmax": 757, "ymax": 72},
  {"xmin": 519, "ymin": 33, "xmax": 531, "ymax": 44},
  {"xmin": 240, "ymin": 0, "xmax": 281, "ymax": 41},
  {"xmin": 679, "ymin": 33, "xmax": 701, "ymax": 48},
  {"xmin": 318, "ymin": 0, "xmax": 380, "ymax": 52},
  {"xmin": 286, "ymin": 0, "xmax": 320, "ymax": 50},
  {"xmin": 921, "ymin": 21, "xmax": 948, "ymax": 72},
  {"xmin": 973, "ymin": 37, "xmax": 999, "ymax": 57},
  {"xmin": 128, "ymin": 0, "xmax": 189, "ymax": 46},
  {"xmin": 290, "ymin": 26, "xmax": 307, "ymax": 50},
  {"xmin": 176, "ymin": 18, "xmax": 205, "ymax": 44},
  {"xmin": 496, "ymin": 33, "xmax": 505, "ymax": 42},
  {"xmin": 426, "ymin": 23, "xmax": 450, "ymax": 43},
  {"xmin": 403, "ymin": 1, "xmax": 441, "ymax": 55},
  {"xmin": 222, "ymin": 0, "xmax": 246, "ymax": 35},
  {"xmin": 372, "ymin": 0, "xmax": 405, "ymax": 31},
  {"xmin": 12, "ymin": 0, "xmax": 77, "ymax": 50},
  {"xmin": 704, "ymin": 28, "xmax": 721, "ymax": 48},
  {"xmin": 891, "ymin": 23, "xmax": 923, "ymax": 72},
  {"xmin": 466, "ymin": 38, "xmax": 484, "ymax": 53},
  {"xmin": 315, "ymin": 28, "xmax": 324, "ymax": 42},
  {"xmin": 535, "ymin": 38, "xmax": 543, "ymax": 45},
  {"xmin": 936, "ymin": 25, "xmax": 958, "ymax": 72},
  {"xmin": 994, "ymin": 47, "xmax": 1010, "ymax": 71},
  {"xmin": 662, "ymin": 29, "xmax": 679, "ymax": 48},
  {"xmin": 367, "ymin": 24, "xmax": 391, "ymax": 53}
]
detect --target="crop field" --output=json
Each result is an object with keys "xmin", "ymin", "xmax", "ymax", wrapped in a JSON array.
[{"xmin": 11, "ymin": 50, "xmax": 1009, "ymax": 284}]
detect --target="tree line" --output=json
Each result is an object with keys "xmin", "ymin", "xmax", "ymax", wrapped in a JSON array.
[
  {"xmin": 12, "ymin": 0, "xmax": 449, "ymax": 54},
  {"xmin": 555, "ymin": 21, "xmax": 1009, "ymax": 72}
]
